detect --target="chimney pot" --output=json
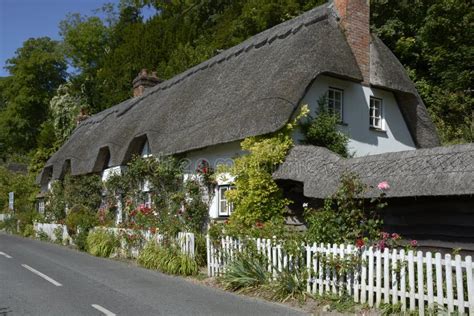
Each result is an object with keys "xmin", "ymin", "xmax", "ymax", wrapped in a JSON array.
[{"xmin": 133, "ymin": 69, "xmax": 162, "ymax": 97}]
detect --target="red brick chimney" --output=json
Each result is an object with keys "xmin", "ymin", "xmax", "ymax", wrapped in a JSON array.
[
  {"xmin": 132, "ymin": 69, "xmax": 162, "ymax": 97},
  {"xmin": 333, "ymin": 0, "xmax": 370, "ymax": 85}
]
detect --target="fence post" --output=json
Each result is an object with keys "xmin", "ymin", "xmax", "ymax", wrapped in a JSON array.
[
  {"xmin": 416, "ymin": 251, "xmax": 425, "ymax": 316},
  {"xmin": 375, "ymin": 248, "xmax": 382, "ymax": 307},
  {"xmin": 408, "ymin": 250, "xmax": 416, "ymax": 311},
  {"xmin": 368, "ymin": 247, "xmax": 374, "ymax": 306},
  {"xmin": 400, "ymin": 249, "xmax": 407, "ymax": 311},
  {"xmin": 435, "ymin": 252, "xmax": 443, "ymax": 309},
  {"xmin": 445, "ymin": 254, "xmax": 454, "ymax": 313},
  {"xmin": 426, "ymin": 252, "xmax": 434, "ymax": 310},
  {"xmin": 465, "ymin": 256, "xmax": 474, "ymax": 315},
  {"xmin": 454, "ymin": 255, "xmax": 464, "ymax": 313}
]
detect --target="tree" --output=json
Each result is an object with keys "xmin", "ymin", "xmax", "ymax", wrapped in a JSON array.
[{"xmin": 0, "ymin": 37, "xmax": 67, "ymax": 156}]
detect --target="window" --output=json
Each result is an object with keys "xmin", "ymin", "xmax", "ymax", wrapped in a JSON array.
[
  {"xmin": 327, "ymin": 87, "xmax": 344, "ymax": 122},
  {"xmin": 218, "ymin": 186, "xmax": 234, "ymax": 217},
  {"xmin": 369, "ymin": 97, "xmax": 383, "ymax": 129},
  {"xmin": 38, "ymin": 200, "xmax": 45, "ymax": 214},
  {"xmin": 145, "ymin": 192, "xmax": 152, "ymax": 208}
]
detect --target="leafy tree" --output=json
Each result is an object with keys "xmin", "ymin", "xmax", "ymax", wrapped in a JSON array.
[
  {"xmin": 0, "ymin": 37, "xmax": 67, "ymax": 155},
  {"xmin": 371, "ymin": 0, "xmax": 473, "ymax": 144}
]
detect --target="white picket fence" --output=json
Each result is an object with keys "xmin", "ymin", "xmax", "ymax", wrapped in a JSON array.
[{"xmin": 207, "ymin": 236, "xmax": 474, "ymax": 315}]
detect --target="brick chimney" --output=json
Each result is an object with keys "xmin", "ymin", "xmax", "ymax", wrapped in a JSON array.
[
  {"xmin": 132, "ymin": 69, "xmax": 162, "ymax": 97},
  {"xmin": 76, "ymin": 107, "xmax": 90, "ymax": 126},
  {"xmin": 333, "ymin": 0, "xmax": 370, "ymax": 85}
]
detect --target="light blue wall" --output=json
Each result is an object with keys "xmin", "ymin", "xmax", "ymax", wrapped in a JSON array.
[{"xmin": 297, "ymin": 75, "xmax": 416, "ymax": 156}]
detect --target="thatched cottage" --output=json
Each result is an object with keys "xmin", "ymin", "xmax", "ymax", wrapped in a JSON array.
[{"xmin": 37, "ymin": 0, "xmax": 472, "ymax": 248}]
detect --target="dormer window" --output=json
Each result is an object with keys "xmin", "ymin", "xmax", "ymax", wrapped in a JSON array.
[
  {"xmin": 141, "ymin": 139, "xmax": 151, "ymax": 158},
  {"xmin": 328, "ymin": 87, "xmax": 344, "ymax": 122}
]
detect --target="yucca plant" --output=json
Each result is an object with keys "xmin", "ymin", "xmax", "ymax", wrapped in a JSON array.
[
  {"xmin": 219, "ymin": 251, "xmax": 270, "ymax": 291},
  {"xmin": 86, "ymin": 229, "xmax": 119, "ymax": 258},
  {"xmin": 269, "ymin": 266, "xmax": 311, "ymax": 303}
]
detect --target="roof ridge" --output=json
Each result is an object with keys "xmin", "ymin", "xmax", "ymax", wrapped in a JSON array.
[{"xmin": 115, "ymin": 4, "xmax": 329, "ymax": 118}]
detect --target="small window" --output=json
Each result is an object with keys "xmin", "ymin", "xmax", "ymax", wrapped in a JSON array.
[
  {"xmin": 369, "ymin": 97, "xmax": 383, "ymax": 129},
  {"xmin": 145, "ymin": 192, "xmax": 152, "ymax": 208},
  {"xmin": 141, "ymin": 140, "xmax": 151, "ymax": 158},
  {"xmin": 218, "ymin": 186, "xmax": 234, "ymax": 217},
  {"xmin": 38, "ymin": 201, "xmax": 45, "ymax": 214},
  {"xmin": 327, "ymin": 87, "xmax": 344, "ymax": 122}
]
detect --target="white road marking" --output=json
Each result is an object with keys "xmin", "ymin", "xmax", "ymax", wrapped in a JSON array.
[
  {"xmin": 0, "ymin": 251, "xmax": 12, "ymax": 258},
  {"xmin": 21, "ymin": 264, "xmax": 62, "ymax": 286},
  {"xmin": 92, "ymin": 304, "xmax": 116, "ymax": 316}
]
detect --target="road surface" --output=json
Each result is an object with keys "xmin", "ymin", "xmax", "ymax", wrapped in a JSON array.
[{"xmin": 0, "ymin": 232, "xmax": 306, "ymax": 315}]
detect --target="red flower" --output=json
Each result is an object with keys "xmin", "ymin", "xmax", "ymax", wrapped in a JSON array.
[
  {"xmin": 410, "ymin": 240, "xmax": 418, "ymax": 247},
  {"xmin": 355, "ymin": 238, "xmax": 365, "ymax": 248},
  {"xmin": 255, "ymin": 222, "xmax": 264, "ymax": 229}
]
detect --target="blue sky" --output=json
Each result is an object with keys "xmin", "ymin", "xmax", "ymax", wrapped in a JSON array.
[{"xmin": 0, "ymin": 0, "xmax": 155, "ymax": 77}]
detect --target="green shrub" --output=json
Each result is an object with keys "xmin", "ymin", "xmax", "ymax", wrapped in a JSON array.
[
  {"xmin": 65, "ymin": 205, "xmax": 97, "ymax": 250},
  {"xmin": 1, "ymin": 216, "xmax": 18, "ymax": 233},
  {"xmin": 22, "ymin": 224, "xmax": 35, "ymax": 238},
  {"xmin": 86, "ymin": 229, "xmax": 118, "ymax": 257},
  {"xmin": 299, "ymin": 95, "xmax": 349, "ymax": 157},
  {"xmin": 138, "ymin": 241, "xmax": 199, "ymax": 276},
  {"xmin": 37, "ymin": 230, "xmax": 50, "ymax": 241},
  {"xmin": 53, "ymin": 226, "xmax": 63, "ymax": 244},
  {"xmin": 305, "ymin": 173, "xmax": 383, "ymax": 244},
  {"xmin": 219, "ymin": 250, "xmax": 269, "ymax": 291}
]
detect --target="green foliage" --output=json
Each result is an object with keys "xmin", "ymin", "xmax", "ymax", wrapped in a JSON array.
[
  {"xmin": 63, "ymin": 174, "xmax": 103, "ymax": 212},
  {"xmin": 0, "ymin": 37, "xmax": 66, "ymax": 155},
  {"xmin": 137, "ymin": 241, "xmax": 199, "ymax": 276},
  {"xmin": 0, "ymin": 166, "xmax": 37, "ymax": 214},
  {"xmin": 49, "ymin": 83, "xmax": 86, "ymax": 145},
  {"xmin": 36, "ymin": 230, "xmax": 50, "ymax": 242},
  {"xmin": 225, "ymin": 106, "xmax": 308, "ymax": 228},
  {"xmin": 371, "ymin": 0, "xmax": 473, "ymax": 144},
  {"xmin": 219, "ymin": 250, "xmax": 269, "ymax": 291},
  {"xmin": 53, "ymin": 226, "xmax": 63, "ymax": 244},
  {"xmin": 305, "ymin": 173, "xmax": 384, "ymax": 244},
  {"xmin": 105, "ymin": 155, "xmax": 208, "ymax": 235},
  {"xmin": 299, "ymin": 95, "xmax": 349, "ymax": 157},
  {"xmin": 65, "ymin": 205, "xmax": 98, "ymax": 250},
  {"xmin": 22, "ymin": 224, "xmax": 35, "ymax": 238},
  {"xmin": 270, "ymin": 266, "xmax": 310, "ymax": 303},
  {"xmin": 86, "ymin": 229, "xmax": 119, "ymax": 257}
]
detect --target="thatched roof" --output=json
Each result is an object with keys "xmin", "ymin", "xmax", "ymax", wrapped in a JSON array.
[
  {"xmin": 273, "ymin": 144, "xmax": 474, "ymax": 198},
  {"xmin": 39, "ymin": 2, "xmax": 439, "ymax": 184}
]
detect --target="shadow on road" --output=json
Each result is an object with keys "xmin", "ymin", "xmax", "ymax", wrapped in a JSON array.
[{"xmin": 0, "ymin": 307, "xmax": 12, "ymax": 315}]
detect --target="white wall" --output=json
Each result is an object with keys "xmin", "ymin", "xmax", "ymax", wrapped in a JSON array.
[
  {"xmin": 297, "ymin": 75, "xmax": 416, "ymax": 156},
  {"xmin": 182, "ymin": 141, "xmax": 243, "ymax": 173}
]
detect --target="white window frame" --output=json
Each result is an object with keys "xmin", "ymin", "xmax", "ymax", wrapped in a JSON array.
[
  {"xmin": 327, "ymin": 87, "xmax": 344, "ymax": 122},
  {"xmin": 38, "ymin": 200, "xmax": 45, "ymax": 214},
  {"xmin": 218, "ymin": 186, "xmax": 234, "ymax": 217},
  {"xmin": 369, "ymin": 97, "xmax": 384, "ymax": 130}
]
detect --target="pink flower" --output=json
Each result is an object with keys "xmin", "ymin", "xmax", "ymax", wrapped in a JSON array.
[
  {"xmin": 410, "ymin": 240, "xmax": 418, "ymax": 247},
  {"xmin": 377, "ymin": 181, "xmax": 390, "ymax": 191},
  {"xmin": 381, "ymin": 232, "xmax": 389, "ymax": 240},
  {"xmin": 391, "ymin": 233, "xmax": 401, "ymax": 240},
  {"xmin": 355, "ymin": 238, "xmax": 365, "ymax": 248}
]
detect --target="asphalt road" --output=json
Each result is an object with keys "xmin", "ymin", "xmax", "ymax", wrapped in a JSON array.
[{"xmin": 0, "ymin": 232, "xmax": 306, "ymax": 316}]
